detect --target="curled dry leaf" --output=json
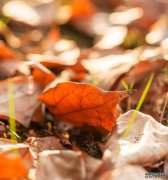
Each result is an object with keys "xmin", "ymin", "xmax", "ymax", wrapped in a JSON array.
[
  {"xmin": 39, "ymin": 82, "xmax": 129, "ymax": 132},
  {"xmin": 114, "ymin": 110, "xmax": 168, "ymax": 166},
  {"xmin": 0, "ymin": 76, "xmax": 41, "ymax": 127},
  {"xmin": 0, "ymin": 138, "xmax": 32, "ymax": 180},
  {"xmin": 36, "ymin": 150, "xmax": 86, "ymax": 180}
]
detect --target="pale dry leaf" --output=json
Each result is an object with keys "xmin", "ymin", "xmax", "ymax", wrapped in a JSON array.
[
  {"xmin": 2, "ymin": 0, "xmax": 59, "ymax": 26},
  {"xmin": 164, "ymin": 155, "xmax": 168, "ymax": 177},
  {"xmin": 36, "ymin": 150, "xmax": 86, "ymax": 180},
  {"xmin": 82, "ymin": 50, "xmax": 140, "ymax": 90},
  {"xmin": 115, "ymin": 110, "xmax": 168, "ymax": 166},
  {"xmin": 82, "ymin": 154, "xmax": 103, "ymax": 180},
  {"xmin": 0, "ymin": 76, "xmax": 41, "ymax": 127},
  {"xmin": 98, "ymin": 165, "xmax": 161, "ymax": 180}
]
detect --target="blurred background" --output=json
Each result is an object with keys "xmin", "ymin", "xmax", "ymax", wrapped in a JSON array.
[{"xmin": 0, "ymin": 0, "xmax": 168, "ymax": 123}]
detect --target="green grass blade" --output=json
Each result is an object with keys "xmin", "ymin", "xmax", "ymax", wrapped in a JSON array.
[
  {"xmin": 8, "ymin": 80, "xmax": 17, "ymax": 143},
  {"xmin": 123, "ymin": 73, "xmax": 155, "ymax": 138}
]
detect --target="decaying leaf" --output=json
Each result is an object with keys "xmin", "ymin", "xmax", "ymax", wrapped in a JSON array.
[
  {"xmin": 26, "ymin": 136, "xmax": 65, "ymax": 167},
  {"xmin": 27, "ymin": 136, "xmax": 64, "ymax": 154},
  {"xmin": 0, "ymin": 76, "xmax": 41, "ymax": 127},
  {"xmin": 39, "ymin": 82, "xmax": 129, "ymax": 131},
  {"xmin": 114, "ymin": 110, "xmax": 168, "ymax": 166},
  {"xmin": 0, "ymin": 138, "xmax": 32, "ymax": 180},
  {"xmin": 36, "ymin": 150, "xmax": 86, "ymax": 180}
]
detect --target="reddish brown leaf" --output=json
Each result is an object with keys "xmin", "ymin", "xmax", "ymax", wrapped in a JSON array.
[
  {"xmin": 70, "ymin": 0, "xmax": 96, "ymax": 19},
  {"xmin": 39, "ymin": 82, "xmax": 128, "ymax": 131},
  {"xmin": 32, "ymin": 66, "xmax": 56, "ymax": 87},
  {"xmin": 0, "ymin": 41, "xmax": 17, "ymax": 60}
]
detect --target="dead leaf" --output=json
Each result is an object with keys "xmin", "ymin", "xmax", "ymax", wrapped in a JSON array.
[
  {"xmin": 0, "ymin": 138, "xmax": 32, "ymax": 180},
  {"xmin": 115, "ymin": 110, "xmax": 168, "ymax": 166},
  {"xmin": 164, "ymin": 156, "xmax": 168, "ymax": 177},
  {"xmin": 32, "ymin": 65, "xmax": 56, "ymax": 87},
  {"xmin": 82, "ymin": 50, "xmax": 139, "ymax": 90},
  {"xmin": 0, "ymin": 154, "xmax": 29, "ymax": 180},
  {"xmin": 36, "ymin": 150, "xmax": 86, "ymax": 180},
  {"xmin": 26, "ymin": 136, "xmax": 65, "ymax": 167},
  {"xmin": 0, "ymin": 61, "xmax": 30, "ymax": 80},
  {"xmin": 98, "ymin": 165, "xmax": 160, "ymax": 180},
  {"xmin": 82, "ymin": 154, "xmax": 103, "ymax": 180},
  {"xmin": 39, "ymin": 82, "xmax": 129, "ymax": 132},
  {"xmin": 2, "ymin": 0, "xmax": 59, "ymax": 26},
  {"xmin": 0, "ymin": 76, "xmax": 42, "ymax": 127},
  {"xmin": 70, "ymin": 0, "xmax": 96, "ymax": 20},
  {"xmin": 117, "ymin": 59, "xmax": 168, "ymax": 89},
  {"xmin": 0, "ymin": 41, "xmax": 17, "ymax": 60},
  {"xmin": 27, "ymin": 136, "xmax": 64, "ymax": 154}
]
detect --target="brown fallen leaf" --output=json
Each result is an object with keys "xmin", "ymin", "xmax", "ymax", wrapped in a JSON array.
[
  {"xmin": 36, "ymin": 150, "xmax": 86, "ymax": 180},
  {"xmin": 117, "ymin": 59, "xmax": 168, "ymax": 90},
  {"xmin": 27, "ymin": 136, "xmax": 64, "ymax": 154},
  {"xmin": 26, "ymin": 136, "xmax": 65, "ymax": 167},
  {"xmin": 39, "ymin": 82, "xmax": 129, "ymax": 132},
  {"xmin": 0, "ymin": 76, "xmax": 42, "ymax": 127}
]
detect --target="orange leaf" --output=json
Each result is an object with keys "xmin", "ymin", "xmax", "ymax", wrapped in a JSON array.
[
  {"xmin": 70, "ymin": 0, "xmax": 96, "ymax": 19},
  {"xmin": 0, "ymin": 138, "xmax": 32, "ymax": 180},
  {"xmin": 39, "ymin": 82, "xmax": 128, "ymax": 131},
  {"xmin": 0, "ymin": 154, "xmax": 28, "ymax": 180},
  {"xmin": 0, "ymin": 41, "xmax": 16, "ymax": 60},
  {"xmin": 32, "ymin": 67, "xmax": 56, "ymax": 87}
]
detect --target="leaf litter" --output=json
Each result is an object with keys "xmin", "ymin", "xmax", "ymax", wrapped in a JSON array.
[{"xmin": 0, "ymin": 0, "xmax": 167, "ymax": 180}]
